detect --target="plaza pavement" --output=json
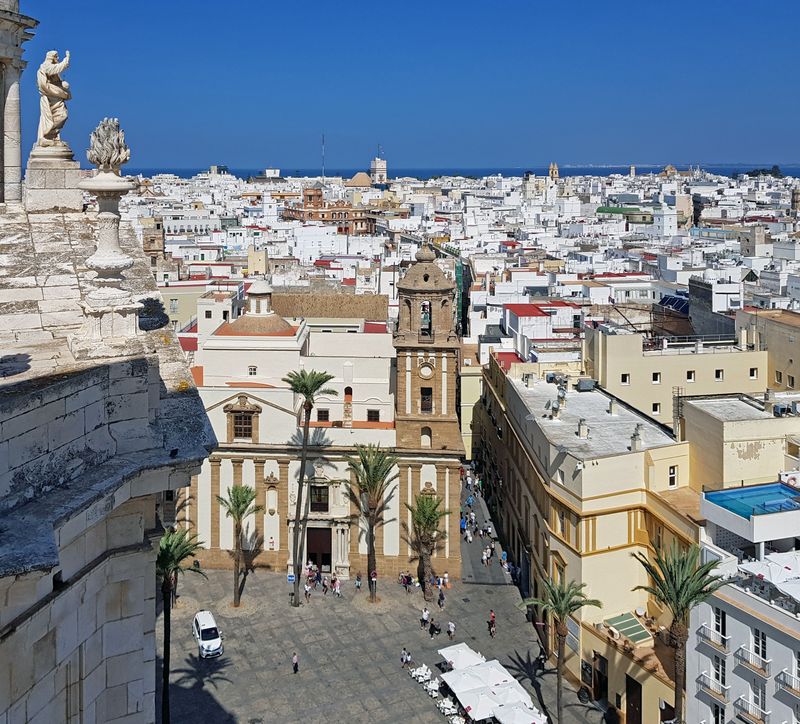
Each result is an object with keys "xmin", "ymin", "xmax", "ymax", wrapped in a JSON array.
[{"xmin": 156, "ymin": 489, "xmax": 605, "ymax": 724}]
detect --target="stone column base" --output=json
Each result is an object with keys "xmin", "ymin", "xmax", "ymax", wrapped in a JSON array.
[{"xmin": 24, "ymin": 143, "xmax": 83, "ymax": 213}]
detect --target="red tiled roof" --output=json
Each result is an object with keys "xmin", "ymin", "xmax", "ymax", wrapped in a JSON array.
[
  {"xmin": 342, "ymin": 278, "xmax": 356, "ymax": 286},
  {"xmin": 495, "ymin": 352, "xmax": 524, "ymax": 371},
  {"xmin": 364, "ymin": 321, "xmax": 387, "ymax": 333},
  {"xmin": 504, "ymin": 304, "xmax": 549, "ymax": 317},
  {"xmin": 191, "ymin": 366, "xmax": 204, "ymax": 386},
  {"xmin": 179, "ymin": 335, "xmax": 198, "ymax": 352}
]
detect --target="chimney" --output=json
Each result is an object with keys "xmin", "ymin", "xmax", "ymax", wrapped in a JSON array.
[
  {"xmin": 630, "ymin": 423, "xmax": 643, "ymax": 452},
  {"xmin": 739, "ymin": 327, "xmax": 747, "ymax": 349},
  {"xmin": 608, "ymin": 398, "xmax": 617, "ymax": 416},
  {"xmin": 765, "ymin": 388, "xmax": 776, "ymax": 415},
  {"xmin": 552, "ymin": 401, "xmax": 561, "ymax": 419},
  {"xmin": 578, "ymin": 418, "xmax": 590, "ymax": 438}
]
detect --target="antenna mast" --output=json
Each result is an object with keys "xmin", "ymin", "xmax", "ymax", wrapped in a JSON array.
[{"xmin": 321, "ymin": 133, "xmax": 326, "ymax": 182}]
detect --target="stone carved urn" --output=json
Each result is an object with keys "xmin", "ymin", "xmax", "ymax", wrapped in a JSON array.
[{"xmin": 78, "ymin": 118, "xmax": 137, "ymax": 307}]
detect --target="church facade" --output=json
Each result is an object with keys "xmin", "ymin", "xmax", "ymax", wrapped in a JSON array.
[{"xmin": 183, "ymin": 245, "xmax": 464, "ymax": 580}]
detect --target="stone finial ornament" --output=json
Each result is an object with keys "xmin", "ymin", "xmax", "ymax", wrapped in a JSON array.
[
  {"xmin": 70, "ymin": 118, "xmax": 144, "ymax": 360},
  {"xmin": 86, "ymin": 117, "xmax": 130, "ymax": 174}
]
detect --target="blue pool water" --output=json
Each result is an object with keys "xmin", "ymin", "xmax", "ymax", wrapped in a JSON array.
[{"xmin": 705, "ymin": 483, "xmax": 800, "ymax": 519}]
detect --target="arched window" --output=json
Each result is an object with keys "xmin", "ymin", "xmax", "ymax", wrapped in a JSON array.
[
  {"xmin": 344, "ymin": 386, "xmax": 353, "ymax": 402},
  {"xmin": 420, "ymin": 301, "xmax": 432, "ymax": 337},
  {"xmin": 420, "ymin": 426, "xmax": 432, "ymax": 448}
]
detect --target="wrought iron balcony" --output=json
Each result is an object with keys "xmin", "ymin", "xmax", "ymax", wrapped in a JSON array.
[
  {"xmin": 733, "ymin": 695, "xmax": 770, "ymax": 724},
  {"xmin": 776, "ymin": 669, "xmax": 800, "ymax": 699},
  {"xmin": 697, "ymin": 623, "xmax": 730, "ymax": 653},
  {"xmin": 734, "ymin": 645, "xmax": 771, "ymax": 677},
  {"xmin": 697, "ymin": 672, "xmax": 730, "ymax": 703}
]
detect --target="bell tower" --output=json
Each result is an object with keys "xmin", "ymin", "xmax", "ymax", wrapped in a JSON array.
[{"xmin": 393, "ymin": 243, "xmax": 463, "ymax": 454}]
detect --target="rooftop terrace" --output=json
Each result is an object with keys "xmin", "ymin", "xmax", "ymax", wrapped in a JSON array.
[{"xmin": 509, "ymin": 377, "xmax": 675, "ymax": 459}]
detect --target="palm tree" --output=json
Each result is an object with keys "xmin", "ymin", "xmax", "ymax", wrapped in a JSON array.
[
  {"xmin": 632, "ymin": 542, "xmax": 723, "ymax": 724},
  {"xmin": 403, "ymin": 494, "xmax": 449, "ymax": 602},
  {"xmin": 523, "ymin": 578, "xmax": 601, "ymax": 724},
  {"xmin": 282, "ymin": 369, "xmax": 336, "ymax": 607},
  {"xmin": 216, "ymin": 484, "xmax": 264, "ymax": 607},
  {"xmin": 156, "ymin": 528, "xmax": 206, "ymax": 724},
  {"xmin": 346, "ymin": 444, "xmax": 398, "ymax": 602}
]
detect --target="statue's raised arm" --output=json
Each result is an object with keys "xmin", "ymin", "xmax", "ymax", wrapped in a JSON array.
[{"xmin": 36, "ymin": 50, "xmax": 72, "ymax": 148}]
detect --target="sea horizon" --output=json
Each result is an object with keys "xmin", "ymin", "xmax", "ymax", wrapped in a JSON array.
[{"xmin": 123, "ymin": 163, "xmax": 800, "ymax": 181}]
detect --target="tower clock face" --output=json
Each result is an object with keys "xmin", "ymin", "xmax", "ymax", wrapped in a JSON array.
[{"xmin": 419, "ymin": 363, "xmax": 434, "ymax": 379}]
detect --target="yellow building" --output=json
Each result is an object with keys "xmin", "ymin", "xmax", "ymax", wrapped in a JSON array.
[
  {"xmin": 737, "ymin": 308, "xmax": 800, "ymax": 392},
  {"xmin": 585, "ymin": 323, "xmax": 767, "ymax": 428},
  {"xmin": 459, "ymin": 343, "xmax": 482, "ymax": 459},
  {"xmin": 476, "ymin": 354, "xmax": 700, "ymax": 723}
]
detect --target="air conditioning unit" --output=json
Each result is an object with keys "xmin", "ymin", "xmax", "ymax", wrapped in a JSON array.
[{"xmin": 464, "ymin": 358, "xmax": 472, "ymax": 366}]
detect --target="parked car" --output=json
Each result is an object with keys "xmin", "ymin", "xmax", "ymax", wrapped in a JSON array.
[{"xmin": 192, "ymin": 610, "xmax": 223, "ymax": 658}]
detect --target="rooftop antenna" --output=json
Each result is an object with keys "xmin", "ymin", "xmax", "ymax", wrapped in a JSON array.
[
  {"xmin": 378, "ymin": 143, "xmax": 383, "ymax": 159},
  {"xmin": 321, "ymin": 133, "xmax": 326, "ymax": 182}
]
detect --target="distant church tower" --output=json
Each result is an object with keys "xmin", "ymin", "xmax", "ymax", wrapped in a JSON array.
[
  {"xmin": 394, "ymin": 243, "xmax": 463, "ymax": 453},
  {"xmin": 548, "ymin": 161, "xmax": 559, "ymax": 181},
  {"xmin": 370, "ymin": 156, "xmax": 387, "ymax": 185}
]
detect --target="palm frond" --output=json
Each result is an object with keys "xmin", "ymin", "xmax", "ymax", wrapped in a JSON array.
[
  {"xmin": 216, "ymin": 484, "xmax": 264, "ymax": 523},
  {"xmin": 156, "ymin": 528, "xmax": 207, "ymax": 582},
  {"xmin": 631, "ymin": 542, "xmax": 724, "ymax": 624},
  {"xmin": 521, "ymin": 578, "xmax": 601, "ymax": 623},
  {"xmin": 281, "ymin": 369, "xmax": 338, "ymax": 406}
]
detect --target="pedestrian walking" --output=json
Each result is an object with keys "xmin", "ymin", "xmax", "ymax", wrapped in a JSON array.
[
  {"xmin": 334, "ymin": 577, "xmax": 341, "ymax": 597},
  {"xmin": 420, "ymin": 606, "xmax": 430, "ymax": 629},
  {"xmin": 355, "ymin": 572, "xmax": 362, "ymax": 592},
  {"xmin": 481, "ymin": 550, "xmax": 487, "ymax": 566},
  {"xmin": 304, "ymin": 582, "xmax": 311, "ymax": 602},
  {"xmin": 401, "ymin": 647, "xmax": 408, "ymax": 668},
  {"xmin": 447, "ymin": 621, "xmax": 456, "ymax": 640},
  {"xmin": 429, "ymin": 618, "xmax": 441, "ymax": 639},
  {"xmin": 405, "ymin": 650, "xmax": 413, "ymax": 668},
  {"xmin": 438, "ymin": 588, "xmax": 446, "ymax": 610},
  {"xmin": 292, "ymin": 652, "xmax": 299, "ymax": 674},
  {"xmin": 466, "ymin": 528, "xmax": 473, "ymax": 544},
  {"xmin": 315, "ymin": 568, "xmax": 322, "ymax": 589},
  {"xmin": 322, "ymin": 576, "xmax": 329, "ymax": 595}
]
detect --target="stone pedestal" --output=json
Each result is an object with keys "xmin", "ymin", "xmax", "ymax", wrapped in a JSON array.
[{"xmin": 24, "ymin": 143, "xmax": 83, "ymax": 212}]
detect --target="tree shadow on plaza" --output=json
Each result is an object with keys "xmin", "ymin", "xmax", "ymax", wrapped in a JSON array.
[
  {"xmin": 504, "ymin": 648, "xmax": 551, "ymax": 722},
  {"xmin": 156, "ymin": 653, "xmax": 236, "ymax": 724}
]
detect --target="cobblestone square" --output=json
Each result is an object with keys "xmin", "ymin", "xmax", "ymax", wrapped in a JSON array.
[{"xmin": 157, "ymin": 499, "xmax": 605, "ymax": 723}]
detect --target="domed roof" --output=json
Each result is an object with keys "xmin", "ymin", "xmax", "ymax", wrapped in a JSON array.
[
  {"xmin": 415, "ymin": 243, "xmax": 436, "ymax": 262},
  {"xmin": 344, "ymin": 171, "xmax": 372, "ymax": 188},
  {"xmin": 397, "ymin": 243, "xmax": 455, "ymax": 293},
  {"xmin": 248, "ymin": 278, "xmax": 273, "ymax": 295}
]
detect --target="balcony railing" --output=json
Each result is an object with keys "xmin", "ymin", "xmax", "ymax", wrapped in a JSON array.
[
  {"xmin": 733, "ymin": 696, "xmax": 770, "ymax": 724},
  {"xmin": 776, "ymin": 669, "xmax": 800, "ymax": 698},
  {"xmin": 697, "ymin": 623, "xmax": 731, "ymax": 653},
  {"xmin": 734, "ymin": 646, "xmax": 771, "ymax": 677},
  {"xmin": 697, "ymin": 672, "xmax": 730, "ymax": 703}
]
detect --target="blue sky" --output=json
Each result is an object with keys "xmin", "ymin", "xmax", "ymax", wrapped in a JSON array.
[{"xmin": 22, "ymin": 1, "xmax": 800, "ymax": 169}]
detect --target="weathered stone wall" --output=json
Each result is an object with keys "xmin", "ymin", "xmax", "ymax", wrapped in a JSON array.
[
  {"xmin": 0, "ymin": 358, "xmax": 160, "ymax": 512},
  {"xmin": 0, "ymin": 497, "xmax": 158, "ymax": 722}
]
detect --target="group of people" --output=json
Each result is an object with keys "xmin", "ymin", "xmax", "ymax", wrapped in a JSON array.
[
  {"xmin": 303, "ymin": 561, "xmax": 343, "ymax": 601},
  {"xmin": 419, "ymin": 606, "xmax": 456, "ymax": 641}
]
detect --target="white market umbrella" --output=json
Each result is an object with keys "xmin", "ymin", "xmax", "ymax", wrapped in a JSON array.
[
  {"xmin": 468, "ymin": 659, "xmax": 514, "ymax": 687},
  {"xmin": 740, "ymin": 557, "xmax": 796, "ymax": 584},
  {"xmin": 460, "ymin": 688, "xmax": 500, "ymax": 721},
  {"xmin": 438, "ymin": 642, "xmax": 486, "ymax": 670},
  {"xmin": 493, "ymin": 702, "xmax": 548, "ymax": 724},
  {"xmin": 442, "ymin": 668, "xmax": 488, "ymax": 696},
  {"xmin": 490, "ymin": 681, "xmax": 534, "ymax": 709}
]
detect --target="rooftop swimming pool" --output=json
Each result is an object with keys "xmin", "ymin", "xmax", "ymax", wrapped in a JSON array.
[{"xmin": 705, "ymin": 483, "xmax": 800, "ymax": 519}]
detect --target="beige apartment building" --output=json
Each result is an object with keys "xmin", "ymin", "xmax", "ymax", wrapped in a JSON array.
[
  {"xmin": 476, "ymin": 354, "xmax": 700, "ymax": 724},
  {"xmin": 585, "ymin": 323, "xmax": 767, "ymax": 428},
  {"xmin": 737, "ymin": 308, "xmax": 800, "ymax": 392}
]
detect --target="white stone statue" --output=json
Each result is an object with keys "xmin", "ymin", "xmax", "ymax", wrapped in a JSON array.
[{"xmin": 36, "ymin": 50, "xmax": 71, "ymax": 147}]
